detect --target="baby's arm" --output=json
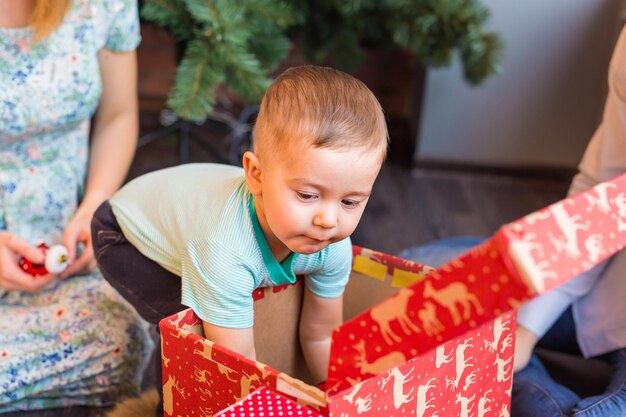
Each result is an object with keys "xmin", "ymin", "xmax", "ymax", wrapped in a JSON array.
[
  {"xmin": 299, "ymin": 286, "xmax": 343, "ymax": 384},
  {"xmin": 202, "ymin": 321, "xmax": 256, "ymax": 360}
]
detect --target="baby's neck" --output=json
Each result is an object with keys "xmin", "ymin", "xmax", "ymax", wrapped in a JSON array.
[{"xmin": 268, "ymin": 242, "xmax": 292, "ymax": 263}]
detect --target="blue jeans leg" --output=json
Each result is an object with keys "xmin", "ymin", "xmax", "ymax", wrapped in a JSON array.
[
  {"xmin": 571, "ymin": 348, "xmax": 626, "ymax": 417},
  {"xmin": 512, "ymin": 354, "xmax": 581, "ymax": 417}
]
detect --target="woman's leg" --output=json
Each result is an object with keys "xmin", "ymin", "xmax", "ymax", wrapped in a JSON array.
[
  {"xmin": 512, "ymin": 308, "xmax": 583, "ymax": 417},
  {"xmin": 512, "ymin": 354, "xmax": 581, "ymax": 417},
  {"xmin": 571, "ymin": 348, "xmax": 626, "ymax": 417},
  {"xmin": 513, "ymin": 306, "xmax": 626, "ymax": 417},
  {"xmin": 0, "ymin": 273, "xmax": 154, "ymax": 412}
]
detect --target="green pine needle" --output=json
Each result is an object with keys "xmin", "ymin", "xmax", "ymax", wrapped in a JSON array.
[{"xmin": 141, "ymin": 0, "xmax": 502, "ymax": 121}]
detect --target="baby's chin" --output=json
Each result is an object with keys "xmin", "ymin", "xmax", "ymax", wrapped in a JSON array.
[{"xmin": 291, "ymin": 242, "xmax": 331, "ymax": 255}]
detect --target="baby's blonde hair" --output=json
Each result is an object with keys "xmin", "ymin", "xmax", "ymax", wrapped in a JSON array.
[
  {"xmin": 31, "ymin": 0, "xmax": 72, "ymax": 41},
  {"xmin": 253, "ymin": 65, "xmax": 389, "ymax": 163}
]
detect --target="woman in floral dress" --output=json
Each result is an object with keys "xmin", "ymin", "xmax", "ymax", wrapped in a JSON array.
[{"xmin": 0, "ymin": 0, "xmax": 153, "ymax": 411}]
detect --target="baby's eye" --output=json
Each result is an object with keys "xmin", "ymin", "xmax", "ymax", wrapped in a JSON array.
[
  {"xmin": 342, "ymin": 199, "xmax": 361, "ymax": 209},
  {"xmin": 297, "ymin": 192, "xmax": 316, "ymax": 201}
]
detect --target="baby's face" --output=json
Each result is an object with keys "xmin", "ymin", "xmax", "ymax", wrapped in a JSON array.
[{"xmin": 254, "ymin": 145, "xmax": 382, "ymax": 260}]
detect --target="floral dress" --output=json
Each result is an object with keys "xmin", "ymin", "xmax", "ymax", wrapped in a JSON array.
[{"xmin": 0, "ymin": 0, "xmax": 153, "ymax": 411}]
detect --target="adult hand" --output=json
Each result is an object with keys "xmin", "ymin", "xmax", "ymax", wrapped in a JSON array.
[
  {"xmin": 514, "ymin": 324, "xmax": 539, "ymax": 372},
  {"xmin": 60, "ymin": 210, "xmax": 97, "ymax": 278},
  {"xmin": 0, "ymin": 231, "xmax": 56, "ymax": 292}
]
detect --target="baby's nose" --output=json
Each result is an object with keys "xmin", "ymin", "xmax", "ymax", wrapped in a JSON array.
[{"xmin": 313, "ymin": 204, "xmax": 337, "ymax": 229}]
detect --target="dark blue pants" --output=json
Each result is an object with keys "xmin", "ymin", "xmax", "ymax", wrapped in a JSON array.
[
  {"xmin": 92, "ymin": 201, "xmax": 184, "ymax": 417},
  {"xmin": 512, "ymin": 308, "xmax": 626, "ymax": 417}
]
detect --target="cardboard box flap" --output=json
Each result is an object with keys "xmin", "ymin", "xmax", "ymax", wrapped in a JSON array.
[
  {"xmin": 496, "ymin": 172, "xmax": 626, "ymax": 294},
  {"xmin": 327, "ymin": 240, "xmax": 526, "ymax": 394},
  {"xmin": 327, "ymin": 312, "xmax": 515, "ymax": 416},
  {"xmin": 343, "ymin": 247, "xmax": 433, "ymax": 321},
  {"xmin": 327, "ymin": 173, "xmax": 626, "ymax": 395}
]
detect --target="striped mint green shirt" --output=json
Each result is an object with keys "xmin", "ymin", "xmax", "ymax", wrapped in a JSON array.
[{"xmin": 109, "ymin": 163, "xmax": 351, "ymax": 328}]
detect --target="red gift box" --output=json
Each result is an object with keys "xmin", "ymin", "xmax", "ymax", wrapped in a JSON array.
[{"xmin": 161, "ymin": 173, "xmax": 626, "ymax": 417}]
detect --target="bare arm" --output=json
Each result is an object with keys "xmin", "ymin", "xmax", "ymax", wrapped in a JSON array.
[
  {"xmin": 61, "ymin": 48, "xmax": 138, "ymax": 278},
  {"xmin": 202, "ymin": 321, "xmax": 256, "ymax": 360},
  {"xmin": 299, "ymin": 287, "xmax": 343, "ymax": 384},
  {"xmin": 513, "ymin": 324, "xmax": 539, "ymax": 372}
]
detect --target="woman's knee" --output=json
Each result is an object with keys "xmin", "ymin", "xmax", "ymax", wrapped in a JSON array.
[
  {"xmin": 572, "ymin": 350, "xmax": 626, "ymax": 417},
  {"xmin": 512, "ymin": 378, "xmax": 569, "ymax": 417},
  {"xmin": 512, "ymin": 355, "xmax": 580, "ymax": 417}
]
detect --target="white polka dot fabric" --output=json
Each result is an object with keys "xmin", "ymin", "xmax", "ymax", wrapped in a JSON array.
[{"xmin": 215, "ymin": 387, "xmax": 324, "ymax": 417}]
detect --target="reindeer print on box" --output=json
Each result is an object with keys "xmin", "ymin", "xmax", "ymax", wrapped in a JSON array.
[
  {"xmin": 504, "ymin": 174, "xmax": 626, "ymax": 294},
  {"xmin": 326, "ymin": 244, "xmax": 525, "ymax": 394},
  {"xmin": 161, "ymin": 173, "xmax": 626, "ymax": 417},
  {"xmin": 327, "ymin": 312, "xmax": 515, "ymax": 417}
]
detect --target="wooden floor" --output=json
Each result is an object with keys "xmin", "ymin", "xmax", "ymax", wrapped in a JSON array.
[
  {"xmin": 353, "ymin": 164, "xmax": 570, "ymax": 255},
  {"xmin": 3, "ymin": 119, "xmax": 572, "ymax": 417}
]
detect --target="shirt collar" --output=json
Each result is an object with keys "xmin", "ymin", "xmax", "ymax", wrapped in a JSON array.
[{"xmin": 248, "ymin": 195, "xmax": 298, "ymax": 285}]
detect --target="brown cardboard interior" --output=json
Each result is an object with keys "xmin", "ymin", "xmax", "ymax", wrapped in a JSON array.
[
  {"xmin": 253, "ymin": 282, "xmax": 313, "ymax": 383},
  {"xmin": 251, "ymin": 270, "xmax": 402, "ymax": 387},
  {"xmin": 343, "ymin": 271, "xmax": 401, "ymax": 321}
]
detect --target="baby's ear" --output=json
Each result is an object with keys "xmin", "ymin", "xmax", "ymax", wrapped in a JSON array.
[{"xmin": 242, "ymin": 151, "xmax": 263, "ymax": 195}]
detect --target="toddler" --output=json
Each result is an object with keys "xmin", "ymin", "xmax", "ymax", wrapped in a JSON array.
[{"xmin": 92, "ymin": 65, "xmax": 388, "ymax": 414}]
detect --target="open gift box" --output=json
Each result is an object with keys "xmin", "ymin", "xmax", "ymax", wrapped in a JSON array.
[{"xmin": 160, "ymin": 173, "xmax": 626, "ymax": 417}]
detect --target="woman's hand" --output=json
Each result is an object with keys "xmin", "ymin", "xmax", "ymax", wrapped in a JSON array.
[
  {"xmin": 60, "ymin": 208, "xmax": 97, "ymax": 279},
  {"xmin": 0, "ymin": 231, "xmax": 56, "ymax": 292},
  {"xmin": 514, "ymin": 324, "xmax": 539, "ymax": 372}
]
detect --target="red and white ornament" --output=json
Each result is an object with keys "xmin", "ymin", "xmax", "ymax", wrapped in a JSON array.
[{"xmin": 19, "ymin": 242, "xmax": 69, "ymax": 276}]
